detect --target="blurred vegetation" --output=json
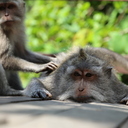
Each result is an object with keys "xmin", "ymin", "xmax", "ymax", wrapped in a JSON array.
[{"xmin": 20, "ymin": 0, "xmax": 128, "ymax": 87}]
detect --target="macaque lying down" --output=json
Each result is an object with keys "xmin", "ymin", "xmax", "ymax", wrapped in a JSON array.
[{"xmin": 23, "ymin": 48, "xmax": 128, "ymax": 104}]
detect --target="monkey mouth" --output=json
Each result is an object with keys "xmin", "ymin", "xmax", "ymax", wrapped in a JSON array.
[
  {"xmin": 5, "ymin": 20, "xmax": 14, "ymax": 23},
  {"xmin": 69, "ymin": 96, "xmax": 96, "ymax": 103},
  {"xmin": 3, "ymin": 20, "xmax": 14, "ymax": 25}
]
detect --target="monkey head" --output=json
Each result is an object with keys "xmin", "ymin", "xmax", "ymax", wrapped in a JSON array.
[
  {"xmin": 54, "ymin": 48, "xmax": 124, "ymax": 103},
  {"xmin": 0, "ymin": 0, "xmax": 25, "ymax": 29}
]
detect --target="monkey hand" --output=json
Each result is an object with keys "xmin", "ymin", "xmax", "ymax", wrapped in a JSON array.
[
  {"xmin": 22, "ymin": 78, "xmax": 52, "ymax": 100},
  {"xmin": 24, "ymin": 88, "xmax": 52, "ymax": 99},
  {"xmin": 23, "ymin": 86, "xmax": 52, "ymax": 100},
  {"xmin": 120, "ymin": 96, "xmax": 128, "ymax": 105},
  {"xmin": 31, "ymin": 88, "xmax": 52, "ymax": 99},
  {"xmin": 36, "ymin": 62, "xmax": 58, "ymax": 73}
]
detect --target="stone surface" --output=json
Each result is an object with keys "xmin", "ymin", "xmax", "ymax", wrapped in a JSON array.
[{"xmin": 0, "ymin": 97, "xmax": 128, "ymax": 128}]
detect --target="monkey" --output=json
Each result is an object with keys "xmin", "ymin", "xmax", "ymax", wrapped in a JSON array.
[
  {"xmin": 83, "ymin": 47, "xmax": 128, "ymax": 74},
  {"xmin": 0, "ymin": 0, "xmax": 57, "ymax": 96},
  {"xmin": 23, "ymin": 47, "xmax": 128, "ymax": 104}
]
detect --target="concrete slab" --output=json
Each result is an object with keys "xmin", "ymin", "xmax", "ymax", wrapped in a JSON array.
[
  {"xmin": 0, "ymin": 99, "xmax": 128, "ymax": 128},
  {"xmin": 0, "ymin": 96, "xmax": 42, "ymax": 104}
]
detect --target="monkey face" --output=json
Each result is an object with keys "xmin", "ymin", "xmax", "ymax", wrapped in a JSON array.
[
  {"xmin": 54, "ymin": 48, "xmax": 126, "ymax": 103},
  {"xmin": 0, "ymin": 0, "xmax": 25, "ymax": 27},
  {"xmin": 57, "ymin": 64, "xmax": 114, "ymax": 103},
  {"xmin": 69, "ymin": 68, "xmax": 98, "ymax": 102},
  {"xmin": 56, "ymin": 60, "xmax": 103, "ymax": 102},
  {"xmin": 56, "ymin": 57, "xmax": 115, "ymax": 103}
]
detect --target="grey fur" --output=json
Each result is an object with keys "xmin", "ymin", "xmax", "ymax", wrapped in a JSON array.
[
  {"xmin": 24, "ymin": 48, "xmax": 128, "ymax": 104},
  {"xmin": 0, "ymin": 0, "xmax": 55, "ymax": 96}
]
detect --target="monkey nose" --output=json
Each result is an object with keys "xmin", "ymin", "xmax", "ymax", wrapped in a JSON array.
[
  {"xmin": 5, "ymin": 13, "xmax": 9, "ymax": 16},
  {"xmin": 78, "ymin": 88, "xmax": 84, "ymax": 92}
]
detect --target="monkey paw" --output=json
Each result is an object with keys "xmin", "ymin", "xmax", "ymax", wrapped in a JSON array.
[
  {"xmin": 23, "ymin": 88, "xmax": 52, "ymax": 100},
  {"xmin": 36, "ymin": 62, "xmax": 58, "ymax": 73},
  {"xmin": 120, "ymin": 96, "xmax": 128, "ymax": 105},
  {"xmin": 41, "ymin": 62, "xmax": 58, "ymax": 74},
  {"xmin": 31, "ymin": 88, "xmax": 52, "ymax": 99},
  {"xmin": 45, "ymin": 62, "xmax": 58, "ymax": 70}
]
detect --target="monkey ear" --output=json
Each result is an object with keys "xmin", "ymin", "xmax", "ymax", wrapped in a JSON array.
[
  {"xmin": 103, "ymin": 66, "xmax": 113, "ymax": 78},
  {"xmin": 78, "ymin": 48, "xmax": 87, "ymax": 60}
]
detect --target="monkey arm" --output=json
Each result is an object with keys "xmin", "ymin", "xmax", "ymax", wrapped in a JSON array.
[
  {"xmin": 23, "ymin": 50, "xmax": 55, "ymax": 64},
  {"xmin": 1, "ymin": 56, "xmax": 56, "ymax": 73},
  {"xmin": 14, "ymin": 42, "xmax": 56, "ymax": 64},
  {"xmin": 0, "ymin": 64, "xmax": 22, "ymax": 96}
]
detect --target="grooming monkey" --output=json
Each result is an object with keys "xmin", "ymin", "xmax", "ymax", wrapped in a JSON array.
[
  {"xmin": 24, "ymin": 48, "xmax": 128, "ymax": 104},
  {"xmin": 0, "ymin": 0, "xmax": 56, "ymax": 96},
  {"xmin": 0, "ymin": 0, "xmax": 128, "ymax": 101}
]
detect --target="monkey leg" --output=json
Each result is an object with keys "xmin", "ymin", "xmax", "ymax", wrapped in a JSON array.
[
  {"xmin": 0, "ymin": 64, "xmax": 22, "ymax": 96},
  {"xmin": 8, "ymin": 72, "xmax": 23, "ymax": 90},
  {"xmin": 23, "ymin": 78, "xmax": 52, "ymax": 99}
]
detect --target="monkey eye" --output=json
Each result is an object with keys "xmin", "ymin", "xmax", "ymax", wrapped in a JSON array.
[
  {"xmin": 8, "ymin": 4, "xmax": 16, "ymax": 9},
  {"xmin": 0, "ymin": 6, "xmax": 5, "ymax": 11},
  {"xmin": 85, "ymin": 73, "xmax": 93, "ymax": 77},
  {"xmin": 73, "ymin": 71, "xmax": 81, "ymax": 76}
]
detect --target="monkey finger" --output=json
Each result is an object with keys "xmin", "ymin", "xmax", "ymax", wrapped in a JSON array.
[
  {"xmin": 45, "ymin": 90, "xmax": 52, "ymax": 98},
  {"xmin": 32, "ymin": 91, "xmax": 40, "ymax": 98},
  {"xmin": 120, "ymin": 96, "xmax": 128, "ymax": 105},
  {"xmin": 48, "ymin": 62, "xmax": 58, "ymax": 69},
  {"xmin": 47, "ymin": 65, "xmax": 57, "ymax": 70},
  {"xmin": 42, "ymin": 65, "xmax": 57, "ymax": 72},
  {"xmin": 42, "ymin": 89, "xmax": 52, "ymax": 98},
  {"xmin": 49, "ymin": 61, "xmax": 58, "ymax": 66},
  {"xmin": 32, "ymin": 91, "xmax": 46, "ymax": 98},
  {"xmin": 38, "ymin": 91, "xmax": 52, "ymax": 99},
  {"xmin": 38, "ymin": 91, "xmax": 47, "ymax": 99}
]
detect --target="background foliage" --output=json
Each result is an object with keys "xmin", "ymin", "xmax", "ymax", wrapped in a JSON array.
[{"xmin": 21, "ymin": 0, "xmax": 128, "ymax": 87}]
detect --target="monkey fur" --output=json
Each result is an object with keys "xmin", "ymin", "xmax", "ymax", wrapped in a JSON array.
[
  {"xmin": 0, "ymin": 0, "xmax": 56, "ymax": 96},
  {"xmin": 83, "ymin": 47, "xmax": 128, "ymax": 74},
  {"xmin": 24, "ymin": 47, "xmax": 128, "ymax": 104}
]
